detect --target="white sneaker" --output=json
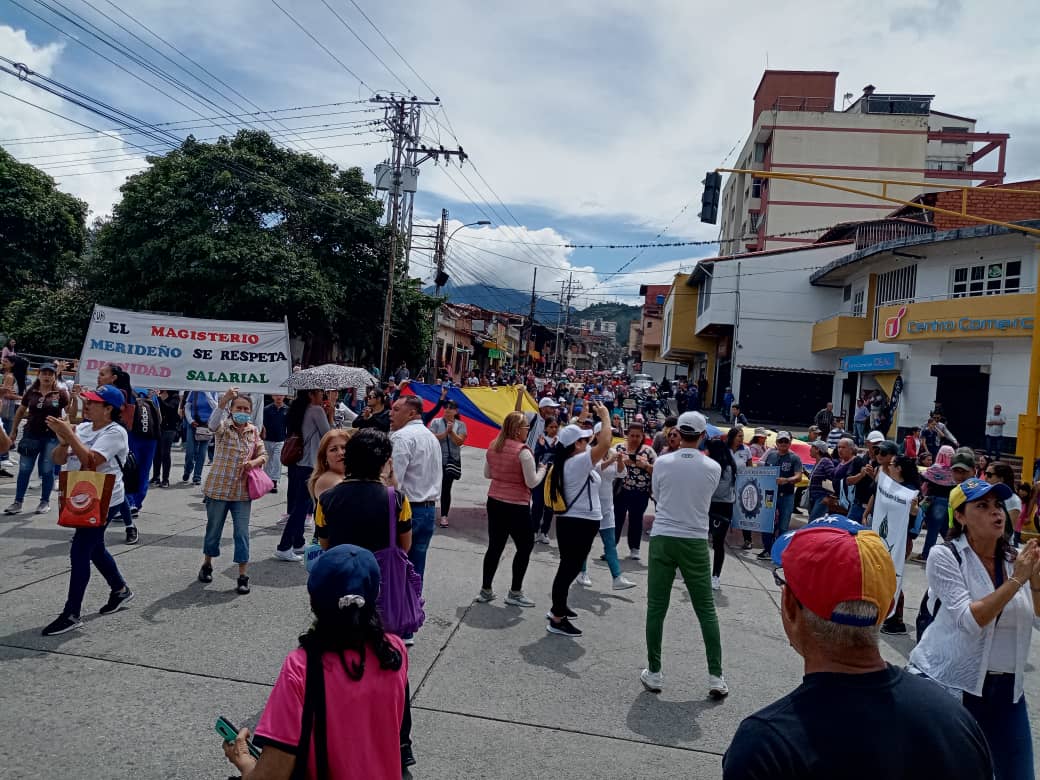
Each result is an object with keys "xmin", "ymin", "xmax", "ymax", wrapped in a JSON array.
[
  {"xmin": 575, "ymin": 572, "xmax": 592, "ymax": 587},
  {"xmin": 475, "ymin": 588, "xmax": 496, "ymax": 603},
  {"xmin": 612, "ymin": 575, "xmax": 637, "ymax": 590},
  {"xmin": 711, "ymin": 576, "xmax": 721, "ymax": 591},
  {"xmin": 277, "ymin": 513, "xmax": 289, "ymax": 525},
  {"xmin": 629, "ymin": 549, "xmax": 641, "ymax": 561},
  {"xmin": 505, "ymin": 590, "xmax": 536, "ymax": 607},
  {"xmin": 35, "ymin": 500, "xmax": 50, "ymax": 514},
  {"xmin": 273, "ymin": 549, "xmax": 303, "ymax": 562},
  {"xmin": 709, "ymin": 674, "xmax": 730, "ymax": 700},
  {"xmin": 536, "ymin": 532, "xmax": 550, "ymax": 544},
  {"xmin": 4, "ymin": 501, "xmax": 22, "ymax": 515},
  {"xmin": 640, "ymin": 668, "xmax": 663, "ymax": 692}
]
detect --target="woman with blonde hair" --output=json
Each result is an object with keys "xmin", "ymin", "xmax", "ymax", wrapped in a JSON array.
[
  {"xmin": 475, "ymin": 411, "xmax": 547, "ymax": 607},
  {"xmin": 309, "ymin": 428, "xmax": 353, "ymax": 501}
]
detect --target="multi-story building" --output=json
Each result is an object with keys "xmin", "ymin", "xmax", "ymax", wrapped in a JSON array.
[
  {"xmin": 637, "ymin": 284, "xmax": 670, "ymax": 363},
  {"xmin": 719, "ymin": 70, "xmax": 1010, "ymax": 255},
  {"xmin": 659, "ymin": 273, "xmax": 720, "ymax": 403}
]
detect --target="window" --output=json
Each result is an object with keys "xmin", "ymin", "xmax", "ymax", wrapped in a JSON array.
[
  {"xmin": 754, "ymin": 142, "xmax": 768, "ymax": 163},
  {"xmin": 876, "ymin": 265, "xmax": 917, "ymax": 306},
  {"xmin": 852, "ymin": 289, "xmax": 865, "ymax": 317},
  {"xmin": 952, "ymin": 259, "xmax": 1021, "ymax": 298},
  {"xmin": 842, "ymin": 284, "xmax": 852, "ymax": 302},
  {"xmin": 698, "ymin": 274, "xmax": 712, "ymax": 316},
  {"xmin": 646, "ymin": 320, "xmax": 652, "ymax": 329},
  {"xmin": 751, "ymin": 178, "xmax": 764, "ymax": 198},
  {"xmin": 941, "ymin": 126, "xmax": 969, "ymax": 144},
  {"xmin": 749, "ymin": 212, "xmax": 761, "ymax": 232}
]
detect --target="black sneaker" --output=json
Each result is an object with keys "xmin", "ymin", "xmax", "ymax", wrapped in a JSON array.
[
  {"xmin": 192, "ymin": 479, "xmax": 202, "ymax": 486},
  {"xmin": 756, "ymin": 549, "xmax": 771, "ymax": 560},
  {"xmin": 160, "ymin": 480, "xmax": 170, "ymax": 489},
  {"xmin": 741, "ymin": 541, "xmax": 753, "ymax": 550},
  {"xmin": 880, "ymin": 618, "xmax": 908, "ymax": 635},
  {"xmin": 42, "ymin": 613, "xmax": 83, "ymax": 636},
  {"xmin": 99, "ymin": 587, "xmax": 135, "ymax": 615},
  {"xmin": 198, "ymin": 563, "xmax": 213, "ymax": 583},
  {"xmin": 130, "ymin": 506, "xmax": 140, "ymax": 518},
  {"xmin": 401, "ymin": 744, "xmax": 416, "ymax": 768},
  {"xmin": 125, "ymin": 526, "xmax": 139, "ymax": 545},
  {"xmin": 271, "ymin": 485, "xmax": 278, "ymax": 494},
  {"xmin": 546, "ymin": 617, "xmax": 582, "ymax": 637},
  {"xmin": 236, "ymin": 575, "xmax": 250, "ymax": 595},
  {"xmin": 181, "ymin": 473, "xmax": 190, "ymax": 483},
  {"xmin": 545, "ymin": 608, "xmax": 578, "ymax": 620},
  {"xmin": 149, "ymin": 478, "xmax": 160, "ymax": 486}
]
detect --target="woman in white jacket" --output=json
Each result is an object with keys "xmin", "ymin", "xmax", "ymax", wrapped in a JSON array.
[{"xmin": 909, "ymin": 477, "xmax": 1040, "ymax": 780}]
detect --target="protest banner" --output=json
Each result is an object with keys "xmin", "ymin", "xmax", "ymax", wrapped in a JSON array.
[
  {"xmin": 732, "ymin": 466, "xmax": 779, "ymax": 532},
  {"xmin": 872, "ymin": 470, "xmax": 917, "ymax": 607},
  {"xmin": 77, "ymin": 305, "xmax": 292, "ymax": 394}
]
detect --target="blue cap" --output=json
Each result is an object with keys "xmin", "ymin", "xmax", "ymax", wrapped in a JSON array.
[
  {"xmin": 82, "ymin": 385, "xmax": 125, "ymax": 409},
  {"xmin": 307, "ymin": 544, "xmax": 381, "ymax": 615},
  {"xmin": 38, "ymin": 362, "xmax": 57, "ymax": 372},
  {"xmin": 949, "ymin": 477, "xmax": 1013, "ymax": 515},
  {"xmin": 771, "ymin": 514, "xmax": 869, "ymax": 566}
]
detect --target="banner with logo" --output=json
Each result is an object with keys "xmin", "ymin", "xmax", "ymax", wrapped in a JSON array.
[
  {"xmin": 872, "ymin": 470, "xmax": 918, "ymax": 609},
  {"xmin": 732, "ymin": 466, "xmax": 779, "ymax": 532},
  {"xmin": 77, "ymin": 305, "xmax": 292, "ymax": 394}
]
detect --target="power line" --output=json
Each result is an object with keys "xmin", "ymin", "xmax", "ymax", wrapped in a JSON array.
[
  {"xmin": 318, "ymin": 0, "xmax": 411, "ymax": 92},
  {"xmin": 268, "ymin": 0, "xmax": 372, "ymax": 91},
  {"xmin": 345, "ymin": 0, "xmax": 439, "ymax": 97}
]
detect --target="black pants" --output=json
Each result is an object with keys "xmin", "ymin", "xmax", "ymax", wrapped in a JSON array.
[
  {"xmin": 530, "ymin": 483, "xmax": 554, "ymax": 534},
  {"xmin": 709, "ymin": 501, "xmax": 733, "ymax": 577},
  {"xmin": 482, "ymin": 497, "xmax": 534, "ymax": 592},
  {"xmin": 441, "ymin": 473, "xmax": 457, "ymax": 517},
  {"xmin": 400, "ymin": 680, "xmax": 412, "ymax": 750},
  {"xmin": 153, "ymin": 430, "xmax": 176, "ymax": 482},
  {"xmin": 614, "ymin": 488, "xmax": 651, "ymax": 551},
  {"xmin": 278, "ymin": 464, "xmax": 312, "ymax": 551},
  {"xmin": 550, "ymin": 516, "xmax": 599, "ymax": 617}
]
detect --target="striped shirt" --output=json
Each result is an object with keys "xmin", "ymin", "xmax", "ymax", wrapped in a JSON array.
[{"xmin": 202, "ymin": 406, "xmax": 265, "ymax": 502}]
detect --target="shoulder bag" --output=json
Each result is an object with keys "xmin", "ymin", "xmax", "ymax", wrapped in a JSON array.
[
  {"xmin": 246, "ymin": 430, "xmax": 273, "ymax": 500},
  {"xmin": 190, "ymin": 393, "xmax": 214, "ymax": 442},
  {"xmin": 374, "ymin": 486, "xmax": 426, "ymax": 637}
]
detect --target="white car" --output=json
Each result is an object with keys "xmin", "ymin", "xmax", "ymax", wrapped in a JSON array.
[{"xmin": 630, "ymin": 373, "xmax": 654, "ymax": 391}]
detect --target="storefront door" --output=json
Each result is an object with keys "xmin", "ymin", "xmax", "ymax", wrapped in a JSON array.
[{"xmin": 932, "ymin": 365, "xmax": 989, "ymax": 451}]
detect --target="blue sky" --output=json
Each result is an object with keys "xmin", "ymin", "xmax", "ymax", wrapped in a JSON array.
[{"xmin": 2, "ymin": 0, "xmax": 1039, "ymax": 306}]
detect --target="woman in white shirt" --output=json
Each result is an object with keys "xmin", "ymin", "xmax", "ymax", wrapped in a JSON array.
[
  {"xmin": 909, "ymin": 477, "xmax": 1040, "ymax": 780},
  {"xmin": 728, "ymin": 427, "xmax": 754, "ymax": 551},
  {"xmin": 545, "ymin": 403, "xmax": 612, "ymax": 638}
]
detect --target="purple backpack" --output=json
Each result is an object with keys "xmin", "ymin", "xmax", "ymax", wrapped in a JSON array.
[{"xmin": 374, "ymin": 487, "xmax": 426, "ymax": 637}]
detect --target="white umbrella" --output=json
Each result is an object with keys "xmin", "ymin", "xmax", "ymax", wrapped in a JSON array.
[{"xmin": 282, "ymin": 364, "xmax": 379, "ymax": 392}]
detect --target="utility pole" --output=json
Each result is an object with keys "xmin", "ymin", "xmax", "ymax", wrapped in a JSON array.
[
  {"xmin": 559, "ymin": 273, "xmax": 581, "ymax": 371},
  {"xmin": 428, "ymin": 208, "xmax": 449, "ymax": 374},
  {"xmin": 522, "ymin": 267, "xmax": 537, "ymax": 373},
  {"xmin": 372, "ymin": 94, "xmax": 466, "ymax": 376},
  {"xmin": 554, "ymin": 278, "xmax": 566, "ymax": 374}
]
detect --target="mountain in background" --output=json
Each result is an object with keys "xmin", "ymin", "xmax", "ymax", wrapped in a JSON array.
[{"xmin": 429, "ymin": 283, "xmax": 640, "ymax": 346}]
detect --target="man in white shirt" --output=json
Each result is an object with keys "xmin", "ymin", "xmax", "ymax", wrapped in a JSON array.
[
  {"xmin": 389, "ymin": 396, "xmax": 442, "ymax": 590},
  {"xmin": 517, "ymin": 393, "xmax": 559, "ymax": 450},
  {"xmin": 641, "ymin": 411, "xmax": 728, "ymax": 700},
  {"xmin": 984, "ymin": 403, "xmax": 1007, "ymax": 461}
]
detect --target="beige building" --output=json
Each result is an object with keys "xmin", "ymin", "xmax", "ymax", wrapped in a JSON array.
[{"xmin": 719, "ymin": 70, "xmax": 1009, "ymax": 255}]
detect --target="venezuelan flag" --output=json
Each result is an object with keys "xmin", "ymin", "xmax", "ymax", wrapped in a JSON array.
[{"xmin": 400, "ymin": 382, "xmax": 539, "ymax": 449}]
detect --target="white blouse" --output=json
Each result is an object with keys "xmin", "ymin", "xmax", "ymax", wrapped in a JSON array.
[{"xmin": 908, "ymin": 536, "xmax": 1039, "ymax": 702}]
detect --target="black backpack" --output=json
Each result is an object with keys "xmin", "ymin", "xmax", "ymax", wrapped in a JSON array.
[
  {"xmin": 915, "ymin": 542, "xmax": 963, "ymax": 641},
  {"xmin": 131, "ymin": 397, "xmax": 162, "ymax": 440}
]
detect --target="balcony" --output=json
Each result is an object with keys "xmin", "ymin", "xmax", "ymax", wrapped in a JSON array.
[{"xmin": 811, "ymin": 314, "xmax": 871, "ymax": 353}]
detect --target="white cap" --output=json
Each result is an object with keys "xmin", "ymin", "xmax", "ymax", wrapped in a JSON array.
[
  {"xmin": 776, "ymin": 430, "xmax": 792, "ymax": 442},
  {"xmin": 676, "ymin": 411, "xmax": 706, "ymax": 435},
  {"xmin": 559, "ymin": 424, "xmax": 593, "ymax": 447},
  {"xmin": 866, "ymin": 430, "xmax": 885, "ymax": 444},
  {"xmin": 593, "ymin": 422, "xmax": 603, "ymax": 434},
  {"xmin": 538, "ymin": 397, "xmax": 560, "ymax": 409}
]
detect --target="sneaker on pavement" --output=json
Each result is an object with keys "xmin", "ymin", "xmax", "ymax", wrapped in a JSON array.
[
  {"xmin": 270, "ymin": 485, "xmax": 278, "ymax": 494},
  {"xmin": 629, "ymin": 549, "xmax": 641, "ymax": 561},
  {"xmin": 505, "ymin": 590, "xmax": 535, "ymax": 607},
  {"xmin": 880, "ymin": 618, "xmax": 908, "ymax": 635},
  {"xmin": 575, "ymin": 572, "xmax": 592, "ymax": 587},
  {"xmin": 709, "ymin": 674, "xmax": 730, "ymax": 700},
  {"xmin": 236, "ymin": 575, "xmax": 250, "ymax": 595},
  {"xmin": 711, "ymin": 575, "xmax": 721, "ymax": 591},
  {"xmin": 613, "ymin": 575, "xmax": 637, "ymax": 590},
  {"xmin": 274, "ymin": 548, "xmax": 303, "ymax": 562},
  {"xmin": 41, "ymin": 613, "xmax": 83, "ymax": 636},
  {"xmin": 475, "ymin": 588, "xmax": 496, "ymax": 603},
  {"xmin": 125, "ymin": 526, "xmax": 139, "ymax": 545},
  {"xmin": 537, "ymin": 532, "xmax": 551, "ymax": 544},
  {"xmin": 741, "ymin": 541, "xmax": 753, "ymax": 550},
  {"xmin": 278, "ymin": 513, "xmax": 289, "ymax": 525},
  {"xmin": 756, "ymin": 549, "xmax": 771, "ymax": 560},
  {"xmin": 292, "ymin": 546, "xmax": 306, "ymax": 556},
  {"xmin": 403, "ymin": 634, "xmax": 415, "ymax": 647},
  {"xmin": 130, "ymin": 505, "xmax": 140, "ymax": 518},
  {"xmin": 35, "ymin": 500, "xmax": 50, "ymax": 514},
  {"xmin": 181, "ymin": 473, "xmax": 190, "ymax": 483},
  {"xmin": 160, "ymin": 480, "xmax": 170, "ymax": 488},
  {"xmin": 546, "ymin": 617, "xmax": 582, "ymax": 637},
  {"xmin": 4, "ymin": 501, "xmax": 22, "ymax": 515},
  {"xmin": 0, "ymin": 467, "xmax": 13, "ymax": 478},
  {"xmin": 640, "ymin": 669, "xmax": 663, "ymax": 693},
  {"xmin": 545, "ymin": 608, "xmax": 578, "ymax": 620},
  {"xmin": 401, "ymin": 745, "xmax": 416, "ymax": 768},
  {"xmin": 99, "ymin": 587, "xmax": 135, "ymax": 615},
  {"xmin": 198, "ymin": 563, "xmax": 213, "ymax": 583}
]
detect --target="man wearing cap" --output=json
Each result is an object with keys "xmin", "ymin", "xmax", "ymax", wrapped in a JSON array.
[
  {"xmin": 724, "ymin": 516, "xmax": 994, "ymax": 778},
  {"xmin": 841, "ymin": 431, "xmax": 884, "ymax": 523},
  {"xmin": 758, "ymin": 432, "xmax": 803, "ymax": 559},
  {"xmin": 806, "ymin": 440, "xmax": 835, "ymax": 521},
  {"xmin": 640, "ymin": 411, "xmax": 728, "ymax": 699},
  {"xmin": 950, "ymin": 448, "xmax": 975, "ymax": 484}
]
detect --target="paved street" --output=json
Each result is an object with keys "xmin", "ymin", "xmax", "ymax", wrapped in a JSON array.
[{"xmin": 1, "ymin": 446, "xmax": 1038, "ymax": 779}]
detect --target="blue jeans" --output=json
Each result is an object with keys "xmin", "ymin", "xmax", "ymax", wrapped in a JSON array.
[
  {"xmin": 277, "ymin": 464, "xmax": 312, "ymax": 552},
  {"xmin": 848, "ymin": 504, "xmax": 865, "ymax": 523},
  {"xmin": 408, "ymin": 503, "xmax": 436, "ymax": 585},
  {"xmin": 15, "ymin": 434, "xmax": 59, "ymax": 503},
  {"xmin": 985, "ymin": 435, "xmax": 1003, "ymax": 460},
  {"xmin": 63, "ymin": 501, "xmax": 127, "ymax": 617},
  {"xmin": 182, "ymin": 424, "xmax": 209, "ymax": 483},
  {"xmin": 808, "ymin": 496, "xmax": 829, "ymax": 521},
  {"xmin": 126, "ymin": 435, "xmax": 157, "ymax": 509},
  {"xmin": 920, "ymin": 497, "xmax": 949, "ymax": 559},
  {"xmin": 203, "ymin": 498, "xmax": 252, "ymax": 563},
  {"xmin": 854, "ymin": 420, "xmax": 867, "ymax": 445},
  {"xmin": 583, "ymin": 527, "xmax": 622, "ymax": 578},
  {"xmin": 962, "ymin": 673, "xmax": 1033, "ymax": 780},
  {"xmin": 761, "ymin": 493, "xmax": 795, "ymax": 552}
]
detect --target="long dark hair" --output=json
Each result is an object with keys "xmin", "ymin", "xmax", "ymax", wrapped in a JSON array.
[
  {"xmin": 286, "ymin": 392, "xmax": 313, "ymax": 436},
  {"xmin": 105, "ymin": 364, "xmax": 134, "ymax": 405},
  {"xmin": 894, "ymin": 456, "xmax": 921, "ymax": 489},
  {"xmin": 705, "ymin": 438, "xmax": 737, "ymax": 484},
  {"xmin": 548, "ymin": 441, "xmax": 578, "ymax": 505},
  {"xmin": 299, "ymin": 600, "xmax": 403, "ymax": 680},
  {"xmin": 7, "ymin": 356, "xmax": 28, "ymax": 394}
]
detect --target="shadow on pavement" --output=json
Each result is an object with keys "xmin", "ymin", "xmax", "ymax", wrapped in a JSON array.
[
  {"xmin": 456, "ymin": 602, "xmax": 525, "ymax": 631},
  {"xmin": 518, "ymin": 633, "xmax": 586, "ymax": 679},
  {"xmin": 139, "ymin": 580, "xmax": 241, "ymax": 624},
  {"xmin": 626, "ymin": 690, "xmax": 715, "ymax": 745},
  {"xmin": 568, "ymin": 586, "xmax": 634, "ymax": 618}
]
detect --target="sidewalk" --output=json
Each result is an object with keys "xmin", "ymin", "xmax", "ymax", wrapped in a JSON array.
[{"xmin": 0, "ymin": 446, "xmax": 1036, "ymax": 778}]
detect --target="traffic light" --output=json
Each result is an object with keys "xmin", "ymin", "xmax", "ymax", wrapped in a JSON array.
[{"xmin": 699, "ymin": 171, "xmax": 722, "ymax": 224}]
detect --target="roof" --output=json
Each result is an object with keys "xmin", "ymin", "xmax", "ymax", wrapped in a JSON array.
[
  {"xmin": 809, "ymin": 219, "xmax": 1040, "ymax": 286},
  {"xmin": 930, "ymin": 109, "xmax": 977, "ymax": 124},
  {"xmin": 752, "ymin": 70, "xmax": 839, "ymax": 99},
  {"xmin": 685, "ymin": 240, "xmax": 855, "ymax": 285}
]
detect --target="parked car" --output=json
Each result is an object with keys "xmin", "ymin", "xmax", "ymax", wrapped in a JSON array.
[{"xmin": 630, "ymin": 373, "xmax": 654, "ymax": 392}]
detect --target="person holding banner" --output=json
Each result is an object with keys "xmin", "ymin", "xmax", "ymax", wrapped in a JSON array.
[
  {"xmin": 197, "ymin": 388, "xmax": 266, "ymax": 595},
  {"xmin": 5, "ymin": 363, "xmax": 68, "ymax": 516},
  {"xmin": 757, "ymin": 432, "xmax": 802, "ymax": 560},
  {"xmin": 180, "ymin": 389, "xmax": 219, "ymax": 486},
  {"xmin": 42, "ymin": 385, "xmax": 134, "ymax": 636},
  {"xmin": 910, "ymin": 478, "xmax": 1040, "ymax": 780}
]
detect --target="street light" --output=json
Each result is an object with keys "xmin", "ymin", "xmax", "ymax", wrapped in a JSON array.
[{"xmin": 430, "ymin": 219, "xmax": 492, "ymax": 373}]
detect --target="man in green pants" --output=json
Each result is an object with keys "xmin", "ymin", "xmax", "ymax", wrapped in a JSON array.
[{"xmin": 641, "ymin": 410, "xmax": 728, "ymax": 699}]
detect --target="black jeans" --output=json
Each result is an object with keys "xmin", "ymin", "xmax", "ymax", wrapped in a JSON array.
[
  {"xmin": 530, "ymin": 483, "xmax": 554, "ymax": 534},
  {"xmin": 400, "ymin": 681, "xmax": 412, "ymax": 750},
  {"xmin": 550, "ymin": 516, "xmax": 599, "ymax": 617},
  {"xmin": 278, "ymin": 464, "xmax": 312, "ymax": 551},
  {"xmin": 441, "ymin": 473, "xmax": 457, "ymax": 518},
  {"xmin": 614, "ymin": 488, "xmax": 651, "ymax": 552},
  {"xmin": 153, "ymin": 430, "xmax": 176, "ymax": 482},
  {"xmin": 709, "ymin": 501, "xmax": 733, "ymax": 577},
  {"xmin": 482, "ymin": 497, "xmax": 534, "ymax": 592}
]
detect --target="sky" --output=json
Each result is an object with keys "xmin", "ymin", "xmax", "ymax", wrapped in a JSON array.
[{"xmin": 2, "ymin": 0, "xmax": 1039, "ymax": 309}]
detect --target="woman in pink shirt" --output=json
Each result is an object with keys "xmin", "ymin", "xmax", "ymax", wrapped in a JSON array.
[{"xmin": 222, "ymin": 545, "xmax": 409, "ymax": 779}]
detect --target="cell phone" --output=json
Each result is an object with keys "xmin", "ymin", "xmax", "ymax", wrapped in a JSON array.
[{"xmin": 215, "ymin": 716, "xmax": 261, "ymax": 760}]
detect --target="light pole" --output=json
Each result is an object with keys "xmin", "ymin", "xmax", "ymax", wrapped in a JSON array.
[{"xmin": 430, "ymin": 216, "xmax": 491, "ymax": 376}]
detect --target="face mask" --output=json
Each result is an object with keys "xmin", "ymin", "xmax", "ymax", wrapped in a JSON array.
[{"xmin": 232, "ymin": 412, "xmax": 251, "ymax": 425}]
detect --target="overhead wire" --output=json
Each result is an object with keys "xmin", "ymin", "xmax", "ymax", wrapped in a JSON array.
[
  {"xmin": 317, "ymin": 0, "xmax": 411, "ymax": 92},
  {"xmin": 268, "ymin": 0, "xmax": 372, "ymax": 91}
]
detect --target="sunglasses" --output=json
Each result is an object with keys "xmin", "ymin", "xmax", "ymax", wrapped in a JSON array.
[{"xmin": 985, "ymin": 470, "xmax": 997, "ymax": 477}]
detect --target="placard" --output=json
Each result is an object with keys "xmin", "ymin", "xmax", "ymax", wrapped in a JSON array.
[{"xmin": 732, "ymin": 466, "xmax": 779, "ymax": 532}]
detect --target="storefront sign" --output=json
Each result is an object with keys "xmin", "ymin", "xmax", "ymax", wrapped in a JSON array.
[
  {"xmin": 839, "ymin": 352, "xmax": 899, "ymax": 372},
  {"xmin": 878, "ymin": 294, "xmax": 1034, "ymax": 342}
]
